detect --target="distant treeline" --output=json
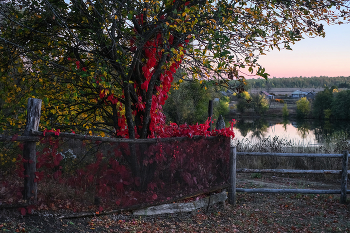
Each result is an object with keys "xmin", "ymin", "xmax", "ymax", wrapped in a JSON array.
[{"xmin": 247, "ymin": 76, "xmax": 350, "ymax": 89}]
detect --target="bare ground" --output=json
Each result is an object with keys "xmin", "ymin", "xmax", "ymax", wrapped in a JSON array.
[{"xmin": 1, "ymin": 175, "xmax": 349, "ymax": 233}]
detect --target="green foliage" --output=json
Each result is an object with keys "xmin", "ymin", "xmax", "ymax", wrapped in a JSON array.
[
  {"xmin": 282, "ymin": 103, "xmax": 289, "ymax": 119},
  {"xmin": 235, "ymin": 91, "xmax": 252, "ymax": 114},
  {"xmin": 215, "ymin": 96, "xmax": 230, "ymax": 118},
  {"xmin": 324, "ymin": 109, "xmax": 332, "ymax": 120},
  {"xmin": 163, "ymin": 76, "xmax": 231, "ymax": 125},
  {"xmin": 236, "ymin": 98, "xmax": 249, "ymax": 114},
  {"xmin": 296, "ymin": 97, "xmax": 310, "ymax": 118},
  {"xmin": 0, "ymin": 0, "xmax": 349, "ymax": 137},
  {"xmin": 235, "ymin": 92, "xmax": 270, "ymax": 116},
  {"xmin": 312, "ymin": 89, "xmax": 350, "ymax": 120},
  {"xmin": 330, "ymin": 85, "xmax": 338, "ymax": 92},
  {"xmin": 239, "ymin": 91, "xmax": 251, "ymax": 100},
  {"xmin": 312, "ymin": 88, "xmax": 333, "ymax": 119},
  {"xmin": 163, "ymin": 77, "xmax": 214, "ymax": 125},
  {"xmin": 251, "ymin": 94, "xmax": 269, "ymax": 115},
  {"xmin": 331, "ymin": 90, "xmax": 350, "ymax": 120}
]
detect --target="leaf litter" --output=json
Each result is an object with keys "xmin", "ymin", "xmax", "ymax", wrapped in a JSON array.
[
  {"xmin": 1, "ymin": 191, "xmax": 349, "ymax": 232},
  {"xmin": 1, "ymin": 174, "xmax": 350, "ymax": 232}
]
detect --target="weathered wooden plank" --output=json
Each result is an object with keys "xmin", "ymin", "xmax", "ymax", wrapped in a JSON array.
[
  {"xmin": 23, "ymin": 98, "xmax": 42, "ymax": 203},
  {"xmin": 228, "ymin": 145, "xmax": 236, "ymax": 205},
  {"xmin": 58, "ymin": 184, "xmax": 230, "ymax": 219},
  {"xmin": 340, "ymin": 150, "xmax": 349, "ymax": 204},
  {"xmin": 133, "ymin": 191, "xmax": 227, "ymax": 216},
  {"xmin": 31, "ymin": 130, "xmax": 220, "ymax": 143},
  {"xmin": 237, "ymin": 168, "xmax": 348, "ymax": 174},
  {"xmin": 237, "ymin": 152, "xmax": 343, "ymax": 158},
  {"xmin": 236, "ymin": 188, "xmax": 350, "ymax": 194}
]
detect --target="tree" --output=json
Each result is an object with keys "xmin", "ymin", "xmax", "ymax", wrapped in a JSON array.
[
  {"xmin": 251, "ymin": 94, "xmax": 269, "ymax": 115},
  {"xmin": 215, "ymin": 96, "xmax": 230, "ymax": 119},
  {"xmin": 296, "ymin": 97, "xmax": 311, "ymax": 118},
  {"xmin": 312, "ymin": 88, "xmax": 333, "ymax": 119},
  {"xmin": 0, "ymin": 0, "xmax": 349, "ymax": 138},
  {"xmin": 162, "ymin": 71, "xmax": 215, "ymax": 125},
  {"xmin": 282, "ymin": 103, "xmax": 289, "ymax": 119},
  {"xmin": 332, "ymin": 90, "xmax": 350, "ymax": 120},
  {"xmin": 236, "ymin": 91, "xmax": 252, "ymax": 114},
  {"xmin": 163, "ymin": 72, "xmax": 230, "ymax": 125}
]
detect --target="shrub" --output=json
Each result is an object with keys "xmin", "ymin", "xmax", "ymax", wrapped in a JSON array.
[
  {"xmin": 251, "ymin": 94, "xmax": 269, "ymax": 115},
  {"xmin": 282, "ymin": 103, "xmax": 289, "ymax": 118},
  {"xmin": 296, "ymin": 97, "xmax": 310, "ymax": 118},
  {"xmin": 214, "ymin": 96, "xmax": 230, "ymax": 118}
]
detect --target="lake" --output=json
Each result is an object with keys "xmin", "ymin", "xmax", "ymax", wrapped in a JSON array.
[{"xmin": 231, "ymin": 118, "xmax": 350, "ymax": 148}]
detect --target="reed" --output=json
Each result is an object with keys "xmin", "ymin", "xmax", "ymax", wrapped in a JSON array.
[{"xmin": 233, "ymin": 136, "xmax": 348, "ymax": 180}]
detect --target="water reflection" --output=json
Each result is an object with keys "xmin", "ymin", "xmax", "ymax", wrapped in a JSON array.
[
  {"xmin": 295, "ymin": 120, "xmax": 310, "ymax": 139},
  {"xmin": 235, "ymin": 119, "xmax": 269, "ymax": 139},
  {"xmin": 232, "ymin": 118, "xmax": 350, "ymax": 146}
]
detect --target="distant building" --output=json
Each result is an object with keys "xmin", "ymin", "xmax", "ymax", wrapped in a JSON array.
[
  {"xmin": 260, "ymin": 91, "xmax": 275, "ymax": 99},
  {"xmin": 306, "ymin": 91, "xmax": 315, "ymax": 100},
  {"xmin": 291, "ymin": 90, "xmax": 308, "ymax": 98}
]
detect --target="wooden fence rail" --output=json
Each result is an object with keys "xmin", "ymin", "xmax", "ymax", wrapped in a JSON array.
[
  {"xmin": 1, "ymin": 98, "xmax": 228, "ymax": 205},
  {"xmin": 229, "ymin": 147, "xmax": 349, "ymax": 205},
  {"xmin": 1, "ymin": 98, "xmax": 349, "ymax": 208}
]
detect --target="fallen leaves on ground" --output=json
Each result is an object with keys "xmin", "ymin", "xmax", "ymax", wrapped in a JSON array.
[{"xmin": 1, "ymin": 192, "xmax": 350, "ymax": 232}]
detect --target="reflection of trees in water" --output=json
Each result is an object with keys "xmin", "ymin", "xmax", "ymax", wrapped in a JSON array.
[
  {"xmin": 282, "ymin": 119, "xmax": 288, "ymax": 131},
  {"xmin": 235, "ymin": 118, "xmax": 269, "ymax": 139},
  {"xmin": 314, "ymin": 120, "xmax": 333, "ymax": 143},
  {"xmin": 296, "ymin": 119, "xmax": 310, "ymax": 139},
  {"xmin": 313, "ymin": 119, "xmax": 350, "ymax": 144},
  {"xmin": 236, "ymin": 118, "xmax": 350, "ymax": 145},
  {"xmin": 251, "ymin": 119, "xmax": 269, "ymax": 139},
  {"xmin": 235, "ymin": 119, "xmax": 251, "ymax": 137}
]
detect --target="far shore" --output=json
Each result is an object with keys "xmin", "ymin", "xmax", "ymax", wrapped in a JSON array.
[{"xmin": 247, "ymin": 87, "xmax": 349, "ymax": 96}]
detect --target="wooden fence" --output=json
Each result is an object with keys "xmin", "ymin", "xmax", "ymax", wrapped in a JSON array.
[
  {"xmin": 228, "ymin": 147, "xmax": 350, "ymax": 205},
  {"xmin": 0, "ymin": 98, "xmax": 229, "ymax": 206},
  {"xmin": 1, "ymin": 98, "xmax": 349, "ymax": 208}
]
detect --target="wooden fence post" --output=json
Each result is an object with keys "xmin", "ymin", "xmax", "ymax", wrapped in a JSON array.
[
  {"xmin": 215, "ymin": 115, "xmax": 225, "ymax": 130},
  {"xmin": 208, "ymin": 100, "xmax": 213, "ymax": 131},
  {"xmin": 340, "ymin": 150, "xmax": 348, "ymax": 204},
  {"xmin": 23, "ymin": 98, "xmax": 42, "ymax": 203},
  {"xmin": 229, "ymin": 146, "xmax": 237, "ymax": 205}
]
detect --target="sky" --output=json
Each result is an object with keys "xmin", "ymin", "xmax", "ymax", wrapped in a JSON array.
[{"xmin": 255, "ymin": 23, "xmax": 350, "ymax": 79}]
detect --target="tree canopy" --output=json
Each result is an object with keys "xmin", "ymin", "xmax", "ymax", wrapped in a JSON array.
[{"xmin": 0, "ymin": 0, "xmax": 349, "ymax": 138}]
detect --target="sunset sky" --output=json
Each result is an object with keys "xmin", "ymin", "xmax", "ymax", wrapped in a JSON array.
[{"xmin": 254, "ymin": 23, "xmax": 350, "ymax": 79}]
